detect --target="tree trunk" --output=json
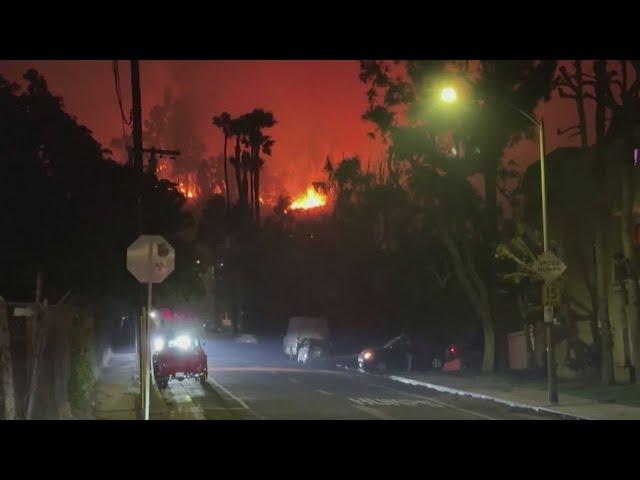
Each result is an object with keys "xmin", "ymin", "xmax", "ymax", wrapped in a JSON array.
[
  {"xmin": 232, "ymin": 136, "xmax": 243, "ymax": 205},
  {"xmin": 241, "ymin": 163, "xmax": 249, "ymax": 209},
  {"xmin": 573, "ymin": 60, "xmax": 589, "ymax": 147},
  {"xmin": 223, "ymin": 134, "xmax": 230, "ymax": 205},
  {"xmin": 0, "ymin": 297, "xmax": 16, "ymax": 420},
  {"xmin": 482, "ymin": 151, "xmax": 503, "ymax": 371},
  {"xmin": 591, "ymin": 60, "xmax": 615, "ymax": 385},
  {"xmin": 254, "ymin": 168, "xmax": 261, "ymax": 226},
  {"xmin": 248, "ymin": 170, "xmax": 254, "ymax": 215},
  {"xmin": 620, "ymin": 145, "xmax": 640, "ymax": 383},
  {"xmin": 484, "ymin": 155, "xmax": 498, "ymax": 238},
  {"xmin": 441, "ymin": 225, "xmax": 496, "ymax": 372},
  {"xmin": 575, "ymin": 240, "xmax": 602, "ymax": 360},
  {"xmin": 480, "ymin": 308, "xmax": 496, "ymax": 373},
  {"xmin": 595, "ymin": 220, "xmax": 614, "ymax": 385}
]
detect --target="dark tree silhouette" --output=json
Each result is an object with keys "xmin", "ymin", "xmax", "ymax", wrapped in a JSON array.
[
  {"xmin": 359, "ymin": 60, "xmax": 557, "ymax": 372},
  {"xmin": 0, "ymin": 70, "xmax": 195, "ymax": 338},
  {"xmin": 212, "ymin": 112, "xmax": 233, "ymax": 205}
]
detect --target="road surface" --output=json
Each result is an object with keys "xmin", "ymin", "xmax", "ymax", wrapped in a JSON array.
[{"xmin": 150, "ymin": 334, "xmax": 561, "ymax": 420}]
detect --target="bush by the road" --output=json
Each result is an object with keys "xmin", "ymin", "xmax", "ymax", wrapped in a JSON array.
[{"xmin": 68, "ymin": 314, "xmax": 95, "ymax": 409}]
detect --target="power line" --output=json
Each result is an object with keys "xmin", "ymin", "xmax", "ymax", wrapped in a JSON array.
[
  {"xmin": 113, "ymin": 60, "xmax": 134, "ymax": 162},
  {"xmin": 113, "ymin": 61, "xmax": 133, "ymax": 128},
  {"xmin": 113, "ymin": 60, "xmax": 132, "ymax": 126}
]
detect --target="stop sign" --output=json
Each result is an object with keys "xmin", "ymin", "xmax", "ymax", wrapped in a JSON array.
[{"xmin": 126, "ymin": 235, "xmax": 175, "ymax": 283}]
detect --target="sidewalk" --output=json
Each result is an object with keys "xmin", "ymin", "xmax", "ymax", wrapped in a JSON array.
[
  {"xmin": 389, "ymin": 371, "xmax": 640, "ymax": 420},
  {"xmin": 89, "ymin": 351, "xmax": 199, "ymax": 420}
]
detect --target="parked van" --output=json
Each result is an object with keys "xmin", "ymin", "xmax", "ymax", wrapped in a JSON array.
[{"xmin": 283, "ymin": 316, "xmax": 329, "ymax": 359}]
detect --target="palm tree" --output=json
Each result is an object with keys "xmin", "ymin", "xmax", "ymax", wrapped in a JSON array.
[
  {"xmin": 241, "ymin": 109, "xmax": 277, "ymax": 224},
  {"xmin": 212, "ymin": 112, "xmax": 232, "ymax": 205},
  {"xmin": 228, "ymin": 115, "xmax": 249, "ymax": 207},
  {"xmin": 252, "ymin": 134, "xmax": 274, "ymax": 223}
]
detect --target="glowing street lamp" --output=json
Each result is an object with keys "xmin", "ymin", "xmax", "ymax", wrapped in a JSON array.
[
  {"xmin": 439, "ymin": 86, "xmax": 557, "ymax": 404},
  {"xmin": 440, "ymin": 86, "xmax": 457, "ymax": 103}
]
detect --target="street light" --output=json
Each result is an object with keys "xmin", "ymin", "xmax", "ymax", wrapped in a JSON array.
[
  {"xmin": 439, "ymin": 87, "xmax": 558, "ymax": 404},
  {"xmin": 440, "ymin": 86, "xmax": 457, "ymax": 103}
]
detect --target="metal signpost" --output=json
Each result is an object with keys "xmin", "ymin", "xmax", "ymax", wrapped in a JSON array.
[
  {"xmin": 531, "ymin": 250, "xmax": 567, "ymax": 404},
  {"xmin": 127, "ymin": 235, "xmax": 175, "ymax": 420}
]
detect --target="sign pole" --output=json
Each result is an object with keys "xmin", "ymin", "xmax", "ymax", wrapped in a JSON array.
[
  {"xmin": 145, "ymin": 280, "xmax": 152, "ymax": 420},
  {"xmin": 143, "ymin": 242, "xmax": 153, "ymax": 420},
  {"xmin": 539, "ymin": 119, "xmax": 558, "ymax": 404},
  {"xmin": 127, "ymin": 234, "xmax": 175, "ymax": 420},
  {"xmin": 138, "ymin": 307, "xmax": 144, "ymax": 419}
]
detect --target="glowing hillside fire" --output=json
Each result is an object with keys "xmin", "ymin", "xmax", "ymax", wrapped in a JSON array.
[
  {"xmin": 290, "ymin": 186, "xmax": 327, "ymax": 211},
  {"xmin": 177, "ymin": 180, "xmax": 197, "ymax": 199}
]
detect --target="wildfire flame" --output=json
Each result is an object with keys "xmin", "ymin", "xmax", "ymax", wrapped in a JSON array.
[
  {"xmin": 177, "ymin": 180, "xmax": 197, "ymax": 199},
  {"xmin": 290, "ymin": 186, "xmax": 327, "ymax": 211}
]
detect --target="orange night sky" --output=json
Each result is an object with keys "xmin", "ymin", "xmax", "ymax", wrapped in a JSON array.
[{"xmin": 0, "ymin": 60, "xmax": 585, "ymax": 201}]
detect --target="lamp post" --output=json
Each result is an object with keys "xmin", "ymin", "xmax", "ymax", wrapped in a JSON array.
[{"xmin": 440, "ymin": 87, "xmax": 558, "ymax": 404}]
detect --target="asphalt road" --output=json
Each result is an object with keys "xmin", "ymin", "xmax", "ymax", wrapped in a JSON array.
[{"xmin": 150, "ymin": 334, "xmax": 562, "ymax": 420}]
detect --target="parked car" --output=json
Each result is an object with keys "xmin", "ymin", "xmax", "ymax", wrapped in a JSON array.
[
  {"xmin": 283, "ymin": 316, "xmax": 329, "ymax": 360},
  {"xmin": 357, "ymin": 331, "xmax": 483, "ymax": 374},
  {"xmin": 297, "ymin": 338, "xmax": 332, "ymax": 367},
  {"xmin": 358, "ymin": 335, "xmax": 415, "ymax": 374}
]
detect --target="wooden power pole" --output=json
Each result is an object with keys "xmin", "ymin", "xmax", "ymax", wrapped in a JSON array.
[
  {"xmin": 130, "ymin": 60, "xmax": 146, "ymax": 419},
  {"xmin": 128, "ymin": 62, "xmax": 180, "ymax": 420}
]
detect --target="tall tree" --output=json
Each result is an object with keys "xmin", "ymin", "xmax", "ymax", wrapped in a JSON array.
[
  {"xmin": 555, "ymin": 60, "xmax": 590, "ymax": 147},
  {"xmin": 0, "ymin": 69, "xmax": 195, "ymax": 329},
  {"xmin": 229, "ymin": 115, "xmax": 249, "ymax": 208},
  {"xmin": 359, "ymin": 60, "xmax": 557, "ymax": 372},
  {"xmin": 212, "ymin": 112, "xmax": 233, "ymax": 205},
  {"xmin": 241, "ymin": 109, "xmax": 276, "ymax": 224},
  {"xmin": 596, "ymin": 60, "xmax": 640, "ymax": 383}
]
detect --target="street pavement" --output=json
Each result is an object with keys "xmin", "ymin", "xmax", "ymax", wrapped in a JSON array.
[{"xmin": 146, "ymin": 334, "xmax": 563, "ymax": 420}]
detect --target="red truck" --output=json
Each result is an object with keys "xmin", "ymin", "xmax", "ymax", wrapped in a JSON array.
[{"xmin": 151, "ymin": 308, "xmax": 208, "ymax": 390}]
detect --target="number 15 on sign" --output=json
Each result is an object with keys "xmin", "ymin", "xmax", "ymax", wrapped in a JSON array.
[{"xmin": 542, "ymin": 283, "xmax": 560, "ymax": 307}]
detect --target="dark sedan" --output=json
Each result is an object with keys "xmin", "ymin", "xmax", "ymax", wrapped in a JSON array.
[{"xmin": 357, "ymin": 332, "xmax": 483, "ymax": 374}]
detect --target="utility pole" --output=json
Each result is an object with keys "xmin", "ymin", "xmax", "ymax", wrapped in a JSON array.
[
  {"xmin": 131, "ymin": 61, "xmax": 143, "ymax": 178},
  {"xmin": 131, "ymin": 60, "xmax": 143, "ymax": 235},
  {"xmin": 128, "ymin": 63, "xmax": 180, "ymax": 420},
  {"xmin": 130, "ymin": 60, "xmax": 147, "ymax": 419},
  {"xmin": 142, "ymin": 147, "xmax": 180, "ymax": 176}
]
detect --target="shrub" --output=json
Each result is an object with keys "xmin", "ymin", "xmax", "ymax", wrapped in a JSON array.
[{"xmin": 68, "ymin": 314, "xmax": 95, "ymax": 409}]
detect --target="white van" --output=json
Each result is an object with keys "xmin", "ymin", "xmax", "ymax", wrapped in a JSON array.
[{"xmin": 283, "ymin": 316, "xmax": 329, "ymax": 359}]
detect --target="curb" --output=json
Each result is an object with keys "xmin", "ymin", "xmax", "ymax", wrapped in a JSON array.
[{"xmin": 388, "ymin": 375, "xmax": 590, "ymax": 420}]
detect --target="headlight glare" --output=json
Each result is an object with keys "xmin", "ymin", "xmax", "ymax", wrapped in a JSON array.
[
  {"xmin": 170, "ymin": 335, "xmax": 192, "ymax": 350},
  {"xmin": 153, "ymin": 337, "xmax": 165, "ymax": 352}
]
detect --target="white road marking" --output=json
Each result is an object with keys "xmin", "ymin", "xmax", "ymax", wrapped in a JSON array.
[
  {"xmin": 208, "ymin": 366, "xmax": 352, "ymax": 375},
  {"xmin": 201, "ymin": 406, "xmax": 247, "ymax": 411},
  {"xmin": 206, "ymin": 377, "xmax": 266, "ymax": 420},
  {"xmin": 353, "ymin": 405, "xmax": 395, "ymax": 420},
  {"xmin": 373, "ymin": 382, "xmax": 496, "ymax": 420},
  {"xmin": 316, "ymin": 389, "xmax": 332, "ymax": 396},
  {"xmin": 348, "ymin": 397, "xmax": 441, "ymax": 408},
  {"xmin": 417, "ymin": 395, "xmax": 496, "ymax": 420},
  {"xmin": 289, "ymin": 378, "xmax": 300, "ymax": 384}
]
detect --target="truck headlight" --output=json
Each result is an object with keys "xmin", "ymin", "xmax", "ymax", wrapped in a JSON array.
[{"xmin": 153, "ymin": 337, "xmax": 165, "ymax": 352}]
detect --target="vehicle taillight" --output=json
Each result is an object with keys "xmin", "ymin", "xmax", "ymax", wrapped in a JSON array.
[{"xmin": 449, "ymin": 345, "xmax": 456, "ymax": 354}]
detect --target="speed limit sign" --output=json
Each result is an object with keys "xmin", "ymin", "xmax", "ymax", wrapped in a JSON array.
[{"xmin": 542, "ymin": 283, "xmax": 561, "ymax": 307}]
